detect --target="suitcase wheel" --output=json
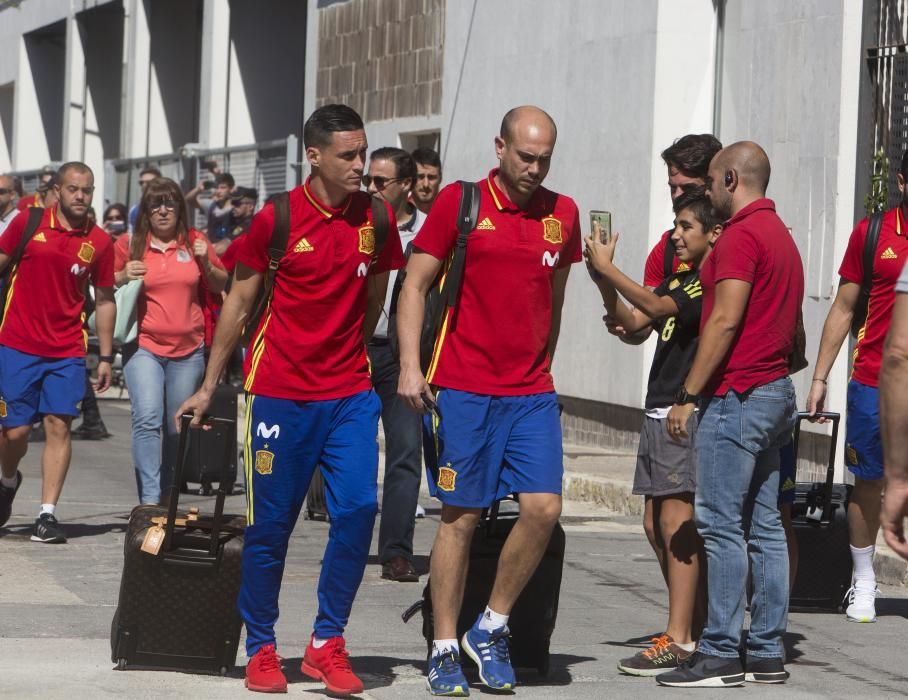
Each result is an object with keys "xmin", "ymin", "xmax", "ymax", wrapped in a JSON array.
[{"xmin": 116, "ymin": 658, "xmax": 127, "ymax": 671}]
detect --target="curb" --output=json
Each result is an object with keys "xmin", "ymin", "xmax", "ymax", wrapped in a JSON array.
[{"xmin": 561, "ymin": 470, "xmax": 908, "ymax": 588}]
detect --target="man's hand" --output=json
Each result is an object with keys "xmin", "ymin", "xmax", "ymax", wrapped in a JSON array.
[
  {"xmin": 174, "ymin": 386, "xmax": 215, "ymax": 430},
  {"xmin": 398, "ymin": 364, "xmax": 433, "ymax": 414},
  {"xmin": 604, "ymin": 314, "xmax": 628, "ymax": 337},
  {"xmin": 667, "ymin": 402, "xmax": 696, "ymax": 440},
  {"xmin": 806, "ymin": 379, "xmax": 829, "ymax": 423},
  {"xmin": 93, "ymin": 361, "xmax": 112, "ymax": 393},
  {"xmin": 881, "ymin": 478, "xmax": 908, "ymax": 560},
  {"xmin": 585, "ymin": 228, "xmax": 620, "ymax": 276}
]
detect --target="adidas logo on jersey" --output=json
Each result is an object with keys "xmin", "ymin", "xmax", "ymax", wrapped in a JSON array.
[
  {"xmin": 476, "ymin": 217, "xmax": 496, "ymax": 230},
  {"xmin": 881, "ymin": 246, "xmax": 898, "ymax": 260},
  {"xmin": 34, "ymin": 232, "xmax": 47, "ymax": 242},
  {"xmin": 294, "ymin": 237, "xmax": 314, "ymax": 253}
]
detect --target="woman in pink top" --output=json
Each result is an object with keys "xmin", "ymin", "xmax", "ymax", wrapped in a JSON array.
[{"xmin": 114, "ymin": 178, "xmax": 227, "ymax": 505}]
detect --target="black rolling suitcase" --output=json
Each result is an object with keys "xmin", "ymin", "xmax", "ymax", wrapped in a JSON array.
[
  {"xmin": 111, "ymin": 415, "xmax": 246, "ymax": 675},
  {"xmin": 789, "ymin": 411, "xmax": 852, "ymax": 611},
  {"xmin": 183, "ymin": 384, "xmax": 239, "ymax": 495},
  {"xmin": 305, "ymin": 466, "xmax": 329, "ymax": 521},
  {"xmin": 403, "ymin": 499, "xmax": 564, "ymax": 676}
]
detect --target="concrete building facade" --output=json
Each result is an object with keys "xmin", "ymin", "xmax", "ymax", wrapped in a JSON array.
[{"xmin": 0, "ymin": 0, "xmax": 898, "ymax": 477}]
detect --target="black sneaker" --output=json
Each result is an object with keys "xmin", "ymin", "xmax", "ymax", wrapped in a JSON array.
[
  {"xmin": 71, "ymin": 423, "xmax": 111, "ymax": 440},
  {"xmin": 656, "ymin": 651, "xmax": 745, "ymax": 687},
  {"xmin": 31, "ymin": 513, "xmax": 67, "ymax": 544},
  {"xmin": 0, "ymin": 471, "xmax": 22, "ymax": 527},
  {"xmin": 617, "ymin": 634, "xmax": 692, "ymax": 676},
  {"xmin": 745, "ymin": 655, "xmax": 789, "ymax": 683}
]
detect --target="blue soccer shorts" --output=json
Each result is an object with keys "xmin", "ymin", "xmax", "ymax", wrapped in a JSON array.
[
  {"xmin": 845, "ymin": 379, "xmax": 883, "ymax": 481},
  {"xmin": 423, "ymin": 389, "xmax": 563, "ymax": 508},
  {"xmin": 0, "ymin": 345, "xmax": 85, "ymax": 427},
  {"xmin": 237, "ymin": 389, "xmax": 381, "ymax": 655}
]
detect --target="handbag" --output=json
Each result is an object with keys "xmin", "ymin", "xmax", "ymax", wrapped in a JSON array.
[{"xmin": 88, "ymin": 278, "xmax": 143, "ymax": 345}]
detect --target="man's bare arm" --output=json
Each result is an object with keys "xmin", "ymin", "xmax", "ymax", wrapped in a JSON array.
[
  {"xmin": 881, "ymin": 292, "xmax": 908, "ymax": 559},
  {"xmin": 364, "ymin": 271, "xmax": 390, "ymax": 343},
  {"xmin": 547, "ymin": 266, "xmax": 571, "ymax": 360},
  {"xmin": 806, "ymin": 280, "xmax": 860, "ymax": 417}
]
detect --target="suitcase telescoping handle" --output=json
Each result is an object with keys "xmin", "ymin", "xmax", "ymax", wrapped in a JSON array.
[
  {"xmin": 164, "ymin": 414, "xmax": 237, "ymax": 559},
  {"xmin": 792, "ymin": 411, "xmax": 840, "ymax": 523}
]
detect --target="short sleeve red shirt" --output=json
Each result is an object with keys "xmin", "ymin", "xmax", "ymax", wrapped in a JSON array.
[
  {"xmin": 644, "ymin": 229, "xmax": 693, "ymax": 287},
  {"xmin": 413, "ymin": 170, "xmax": 583, "ymax": 395},
  {"xmin": 699, "ymin": 199, "xmax": 804, "ymax": 395},
  {"xmin": 0, "ymin": 207, "xmax": 114, "ymax": 357},
  {"xmin": 838, "ymin": 207, "xmax": 908, "ymax": 387},
  {"xmin": 238, "ymin": 180, "xmax": 404, "ymax": 401}
]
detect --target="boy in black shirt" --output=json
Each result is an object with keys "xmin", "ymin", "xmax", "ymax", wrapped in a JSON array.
[{"xmin": 585, "ymin": 189, "xmax": 722, "ymax": 676}]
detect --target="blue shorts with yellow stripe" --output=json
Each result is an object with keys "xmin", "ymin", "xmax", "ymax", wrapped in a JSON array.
[
  {"xmin": 423, "ymin": 389, "xmax": 563, "ymax": 508},
  {"xmin": 237, "ymin": 390, "xmax": 381, "ymax": 655},
  {"xmin": 845, "ymin": 379, "xmax": 883, "ymax": 481}
]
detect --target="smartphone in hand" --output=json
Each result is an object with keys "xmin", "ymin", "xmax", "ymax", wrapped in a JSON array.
[{"xmin": 589, "ymin": 210, "xmax": 612, "ymax": 244}]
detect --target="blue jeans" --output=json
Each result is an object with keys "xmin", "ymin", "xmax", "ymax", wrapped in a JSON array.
[
  {"xmin": 123, "ymin": 345, "xmax": 205, "ymax": 504},
  {"xmin": 695, "ymin": 376, "xmax": 796, "ymax": 659}
]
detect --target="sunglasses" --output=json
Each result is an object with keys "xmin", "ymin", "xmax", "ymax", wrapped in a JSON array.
[
  {"xmin": 361, "ymin": 175, "xmax": 402, "ymax": 190},
  {"xmin": 148, "ymin": 199, "xmax": 177, "ymax": 212},
  {"xmin": 0, "ymin": 188, "xmax": 10, "ymax": 195}
]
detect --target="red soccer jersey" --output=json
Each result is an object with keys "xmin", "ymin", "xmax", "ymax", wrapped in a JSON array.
[
  {"xmin": 644, "ymin": 229, "xmax": 692, "ymax": 287},
  {"xmin": 238, "ymin": 180, "xmax": 404, "ymax": 401},
  {"xmin": 699, "ymin": 198, "xmax": 803, "ymax": 395},
  {"xmin": 839, "ymin": 207, "xmax": 908, "ymax": 387},
  {"xmin": 414, "ymin": 170, "xmax": 583, "ymax": 395},
  {"xmin": 0, "ymin": 207, "xmax": 114, "ymax": 357},
  {"xmin": 15, "ymin": 192, "xmax": 42, "ymax": 212}
]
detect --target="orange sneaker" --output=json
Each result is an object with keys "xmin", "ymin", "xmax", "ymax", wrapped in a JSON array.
[
  {"xmin": 245, "ymin": 644, "xmax": 287, "ymax": 693},
  {"xmin": 301, "ymin": 635, "xmax": 364, "ymax": 696}
]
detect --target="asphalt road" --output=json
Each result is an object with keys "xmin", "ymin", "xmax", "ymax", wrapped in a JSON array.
[{"xmin": 1, "ymin": 401, "xmax": 907, "ymax": 698}]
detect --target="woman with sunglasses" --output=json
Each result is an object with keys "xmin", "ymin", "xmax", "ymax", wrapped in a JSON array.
[
  {"xmin": 102, "ymin": 203, "xmax": 128, "ymax": 238},
  {"xmin": 113, "ymin": 177, "xmax": 227, "ymax": 505}
]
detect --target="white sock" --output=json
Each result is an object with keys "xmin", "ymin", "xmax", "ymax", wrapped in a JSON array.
[
  {"xmin": 478, "ymin": 606, "xmax": 509, "ymax": 632},
  {"xmin": 676, "ymin": 641, "xmax": 696, "ymax": 652},
  {"xmin": 850, "ymin": 544, "xmax": 875, "ymax": 584},
  {"xmin": 432, "ymin": 639, "xmax": 458, "ymax": 657},
  {"xmin": 0, "ymin": 475, "xmax": 17, "ymax": 489},
  {"xmin": 312, "ymin": 637, "xmax": 329, "ymax": 649},
  {"xmin": 40, "ymin": 504, "xmax": 55, "ymax": 517}
]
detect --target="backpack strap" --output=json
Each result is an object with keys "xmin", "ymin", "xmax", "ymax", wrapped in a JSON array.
[
  {"xmin": 862, "ymin": 213, "xmax": 883, "ymax": 297},
  {"xmin": 370, "ymin": 196, "xmax": 390, "ymax": 261},
  {"xmin": 243, "ymin": 192, "xmax": 290, "ymax": 345},
  {"xmin": 12, "ymin": 207, "xmax": 44, "ymax": 267},
  {"xmin": 662, "ymin": 233, "xmax": 674, "ymax": 280},
  {"xmin": 440, "ymin": 181, "xmax": 481, "ymax": 308}
]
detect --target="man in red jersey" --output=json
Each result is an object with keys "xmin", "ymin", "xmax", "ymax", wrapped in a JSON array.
[
  {"xmin": 659, "ymin": 143, "xmax": 802, "ymax": 687},
  {"xmin": 806, "ymin": 148, "xmax": 908, "ymax": 623},
  {"xmin": 397, "ymin": 106, "xmax": 582, "ymax": 696},
  {"xmin": 0, "ymin": 163, "xmax": 115, "ymax": 544},
  {"xmin": 178, "ymin": 104, "xmax": 404, "ymax": 696}
]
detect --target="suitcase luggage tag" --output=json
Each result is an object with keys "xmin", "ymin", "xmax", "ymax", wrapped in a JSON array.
[{"xmin": 142, "ymin": 508, "xmax": 200, "ymax": 555}]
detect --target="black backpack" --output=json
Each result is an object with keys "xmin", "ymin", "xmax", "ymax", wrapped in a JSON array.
[
  {"xmin": 0, "ymin": 207, "xmax": 45, "ymax": 325},
  {"xmin": 388, "ymin": 181, "xmax": 480, "ymax": 373},
  {"xmin": 850, "ymin": 212, "xmax": 883, "ymax": 338}
]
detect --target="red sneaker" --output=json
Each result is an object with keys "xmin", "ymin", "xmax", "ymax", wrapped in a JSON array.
[
  {"xmin": 245, "ymin": 644, "xmax": 287, "ymax": 693},
  {"xmin": 301, "ymin": 635, "xmax": 364, "ymax": 696}
]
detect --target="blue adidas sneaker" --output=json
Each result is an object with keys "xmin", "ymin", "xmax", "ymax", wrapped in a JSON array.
[
  {"xmin": 426, "ymin": 649, "xmax": 469, "ymax": 696},
  {"xmin": 461, "ymin": 613, "xmax": 516, "ymax": 690}
]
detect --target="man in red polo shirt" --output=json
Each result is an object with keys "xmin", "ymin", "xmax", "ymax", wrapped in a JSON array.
[
  {"xmin": 806, "ymin": 148, "xmax": 908, "ymax": 623},
  {"xmin": 659, "ymin": 142, "xmax": 802, "ymax": 687},
  {"xmin": 0, "ymin": 162, "xmax": 115, "ymax": 544},
  {"xmin": 397, "ymin": 106, "xmax": 581, "ymax": 695},
  {"xmin": 178, "ymin": 104, "xmax": 404, "ymax": 696}
]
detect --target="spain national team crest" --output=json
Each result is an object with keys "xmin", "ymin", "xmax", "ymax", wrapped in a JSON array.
[
  {"xmin": 358, "ymin": 225, "xmax": 375, "ymax": 255},
  {"xmin": 542, "ymin": 217, "xmax": 563, "ymax": 244},
  {"xmin": 437, "ymin": 464, "xmax": 457, "ymax": 492},
  {"xmin": 0, "ymin": 399, "xmax": 7, "ymax": 418},
  {"xmin": 255, "ymin": 449, "xmax": 274, "ymax": 475},
  {"xmin": 77, "ymin": 241, "xmax": 95, "ymax": 263}
]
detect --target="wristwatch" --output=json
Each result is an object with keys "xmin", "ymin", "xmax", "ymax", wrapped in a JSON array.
[
  {"xmin": 99, "ymin": 355, "xmax": 115, "ymax": 364},
  {"xmin": 674, "ymin": 386, "xmax": 701, "ymax": 405}
]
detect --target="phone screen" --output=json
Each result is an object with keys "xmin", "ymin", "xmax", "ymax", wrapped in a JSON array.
[{"xmin": 589, "ymin": 210, "xmax": 612, "ymax": 243}]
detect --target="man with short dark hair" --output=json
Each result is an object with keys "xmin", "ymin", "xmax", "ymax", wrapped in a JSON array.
[
  {"xmin": 187, "ymin": 172, "xmax": 236, "ymax": 241},
  {"xmin": 16, "ymin": 166, "xmax": 56, "ymax": 212},
  {"xmin": 0, "ymin": 175, "xmax": 16, "ymax": 236},
  {"xmin": 411, "ymin": 147, "xmax": 442, "ymax": 214},
  {"xmin": 177, "ymin": 104, "xmax": 404, "ymax": 696},
  {"xmin": 213, "ymin": 187, "xmax": 258, "ymax": 257},
  {"xmin": 127, "ymin": 166, "xmax": 162, "ymax": 232},
  {"xmin": 659, "ymin": 142, "xmax": 802, "ymax": 687},
  {"xmin": 364, "ymin": 146, "xmax": 426, "ymax": 583},
  {"xmin": 807, "ymin": 148, "xmax": 908, "ymax": 622},
  {"xmin": 0, "ymin": 162, "xmax": 116, "ymax": 544},
  {"xmin": 397, "ymin": 106, "xmax": 581, "ymax": 695}
]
